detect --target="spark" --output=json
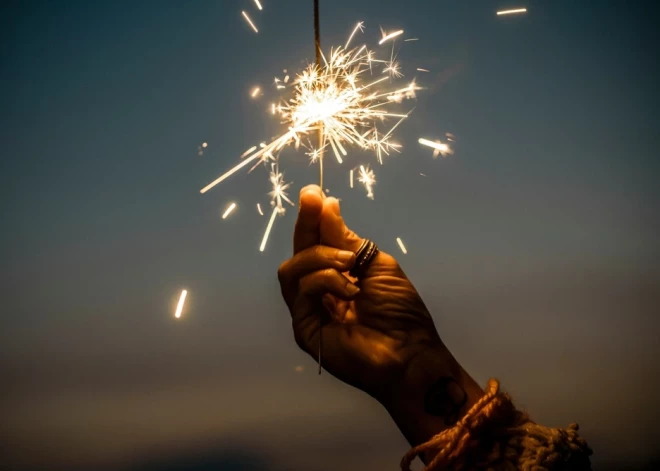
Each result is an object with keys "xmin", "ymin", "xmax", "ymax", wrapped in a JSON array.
[
  {"xmin": 257, "ymin": 203, "xmax": 264, "ymax": 215},
  {"xmin": 253, "ymin": 0, "xmax": 263, "ymax": 11},
  {"xmin": 396, "ymin": 237, "xmax": 408, "ymax": 254},
  {"xmin": 240, "ymin": 145, "xmax": 258, "ymax": 158},
  {"xmin": 270, "ymin": 103, "xmax": 276, "ymax": 114},
  {"xmin": 222, "ymin": 202, "xmax": 237, "ymax": 219},
  {"xmin": 418, "ymin": 137, "xmax": 453, "ymax": 158},
  {"xmin": 241, "ymin": 11, "xmax": 259, "ymax": 33},
  {"xmin": 260, "ymin": 206, "xmax": 278, "ymax": 252},
  {"xmin": 416, "ymin": 68, "xmax": 430, "ymax": 72},
  {"xmin": 383, "ymin": 45, "xmax": 403, "ymax": 78},
  {"xmin": 268, "ymin": 164, "xmax": 294, "ymax": 212},
  {"xmin": 497, "ymin": 8, "xmax": 527, "ymax": 15},
  {"xmin": 358, "ymin": 165, "xmax": 375, "ymax": 199},
  {"xmin": 201, "ymin": 22, "xmax": 417, "ymax": 197},
  {"xmin": 345, "ymin": 21, "xmax": 365, "ymax": 48},
  {"xmin": 174, "ymin": 290, "xmax": 187, "ymax": 319},
  {"xmin": 251, "ymin": 86, "xmax": 261, "ymax": 97},
  {"xmin": 379, "ymin": 29, "xmax": 404, "ymax": 45},
  {"xmin": 257, "ymin": 163, "xmax": 294, "ymax": 251},
  {"xmin": 202, "ymin": 142, "xmax": 208, "ymax": 148},
  {"xmin": 349, "ymin": 169, "xmax": 354, "ymax": 188},
  {"xmin": 404, "ymin": 38, "xmax": 419, "ymax": 42}
]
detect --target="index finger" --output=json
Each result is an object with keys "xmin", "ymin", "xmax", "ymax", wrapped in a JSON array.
[{"xmin": 293, "ymin": 185, "xmax": 324, "ymax": 254}]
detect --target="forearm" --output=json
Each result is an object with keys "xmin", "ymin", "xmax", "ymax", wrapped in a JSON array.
[
  {"xmin": 381, "ymin": 346, "xmax": 593, "ymax": 470},
  {"xmin": 379, "ymin": 345, "xmax": 484, "ymax": 455}
]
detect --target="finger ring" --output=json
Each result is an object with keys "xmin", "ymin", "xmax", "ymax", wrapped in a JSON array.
[{"xmin": 349, "ymin": 239, "xmax": 379, "ymax": 278}]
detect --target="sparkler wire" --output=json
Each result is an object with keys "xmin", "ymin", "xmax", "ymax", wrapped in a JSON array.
[{"xmin": 314, "ymin": 0, "xmax": 324, "ymax": 375}]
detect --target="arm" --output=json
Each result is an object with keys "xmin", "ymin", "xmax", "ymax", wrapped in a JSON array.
[
  {"xmin": 279, "ymin": 187, "xmax": 592, "ymax": 471},
  {"xmin": 379, "ymin": 345, "xmax": 484, "ymax": 453}
]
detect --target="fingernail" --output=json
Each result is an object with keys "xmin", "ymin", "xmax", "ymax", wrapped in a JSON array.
[
  {"xmin": 327, "ymin": 197, "xmax": 341, "ymax": 216},
  {"xmin": 337, "ymin": 250, "xmax": 355, "ymax": 264},
  {"xmin": 346, "ymin": 283, "xmax": 360, "ymax": 296}
]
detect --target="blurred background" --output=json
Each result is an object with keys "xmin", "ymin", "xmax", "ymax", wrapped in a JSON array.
[{"xmin": 2, "ymin": 0, "xmax": 659, "ymax": 469}]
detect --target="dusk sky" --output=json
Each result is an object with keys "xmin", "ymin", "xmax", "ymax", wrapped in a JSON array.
[{"xmin": 2, "ymin": 1, "xmax": 659, "ymax": 470}]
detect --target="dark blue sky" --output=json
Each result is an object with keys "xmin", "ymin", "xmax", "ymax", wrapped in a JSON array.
[{"xmin": 2, "ymin": 1, "xmax": 659, "ymax": 470}]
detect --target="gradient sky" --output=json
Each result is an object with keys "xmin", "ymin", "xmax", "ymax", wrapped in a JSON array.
[{"xmin": 2, "ymin": 1, "xmax": 659, "ymax": 470}]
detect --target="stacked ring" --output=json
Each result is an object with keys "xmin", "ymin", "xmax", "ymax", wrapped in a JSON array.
[{"xmin": 349, "ymin": 239, "xmax": 379, "ymax": 278}]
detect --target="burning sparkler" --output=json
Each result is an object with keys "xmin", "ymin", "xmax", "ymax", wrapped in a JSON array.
[{"xmin": 201, "ymin": 21, "xmax": 419, "ymax": 251}]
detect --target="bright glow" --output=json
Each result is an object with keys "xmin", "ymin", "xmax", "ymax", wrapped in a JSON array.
[
  {"xmin": 251, "ymin": 87, "xmax": 261, "ymax": 97},
  {"xmin": 416, "ymin": 68, "xmax": 430, "ymax": 72},
  {"xmin": 259, "ymin": 206, "xmax": 278, "ymax": 252},
  {"xmin": 241, "ymin": 11, "xmax": 259, "ymax": 33},
  {"xmin": 222, "ymin": 202, "xmax": 236, "ymax": 219},
  {"xmin": 497, "ymin": 8, "xmax": 527, "ymax": 15},
  {"xmin": 379, "ymin": 29, "xmax": 404, "ymax": 45},
  {"xmin": 200, "ymin": 22, "xmax": 416, "ymax": 196},
  {"xmin": 202, "ymin": 142, "xmax": 208, "ymax": 148},
  {"xmin": 253, "ymin": 0, "xmax": 263, "ymax": 10},
  {"xmin": 418, "ymin": 137, "xmax": 453, "ymax": 158},
  {"xmin": 396, "ymin": 237, "xmax": 407, "ymax": 254},
  {"xmin": 175, "ymin": 290, "xmax": 187, "ymax": 319}
]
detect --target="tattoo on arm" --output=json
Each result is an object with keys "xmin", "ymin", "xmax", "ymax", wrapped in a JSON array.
[{"xmin": 424, "ymin": 376, "xmax": 468, "ymax": 425}]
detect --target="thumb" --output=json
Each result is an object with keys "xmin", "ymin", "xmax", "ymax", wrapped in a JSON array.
[{"xmin": 319, "ymin": 197, "xmax": 364, "ymax": 252}]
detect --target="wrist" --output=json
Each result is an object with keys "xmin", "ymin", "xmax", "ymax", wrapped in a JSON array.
[{"xmin": 378, "ymin": 344, "xmax": 484, "ymax": 450}]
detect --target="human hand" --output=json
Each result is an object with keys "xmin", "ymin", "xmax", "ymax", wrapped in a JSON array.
[{"xmin": 277, "ymin": 185, "xmax": 452, "ymax": 403}]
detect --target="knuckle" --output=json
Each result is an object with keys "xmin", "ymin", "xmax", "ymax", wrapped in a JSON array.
[
  {"xmin": 312, "ymin": 245, "xmax": 325, "ymax": 258},
  {"xmin": 277, "ymin": 261, "xmax": 288, "ymax": 283},
  {"xmin": 320, "ymin": 268, "xmax": 336, "ymax": 280},
  {"xmin": 293, "ymin": 328, "xmax": 307, "ymax": 352}
]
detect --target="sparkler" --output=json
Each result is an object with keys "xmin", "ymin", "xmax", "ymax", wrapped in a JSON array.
[
  {"xmin": 201, "ymin": 21, "xmax": 419, "ymax": 249},
  {"xmin": 204, "ymin": 2, "xmax": 430, "ymax": 373}
]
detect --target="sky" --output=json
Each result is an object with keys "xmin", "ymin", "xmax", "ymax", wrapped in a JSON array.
[{"xmin": 1, "ymin": 0, "xmax": 659, "ymax": 469}]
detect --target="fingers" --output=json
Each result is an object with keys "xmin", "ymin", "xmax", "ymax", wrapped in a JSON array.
[
  {"xmin": 319, "ymin": 197, "xmax": 364, "ymax": 253},
  {"xmin": 319, "ymin": 196, "xmax": 402, "ymax": 278},
  {"xmin": 278, "ymin": 245, "xmax": 355, "ymax": 308},
  {"xmin": 292, "ymin": 268, "xmax": 359, "ymax": 343},
  {"xmin": 293, "ymin": 185, "xmax": 324, "ymax": 254}
]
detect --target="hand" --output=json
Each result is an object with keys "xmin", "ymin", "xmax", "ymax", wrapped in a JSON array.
[{"xmin": 278, "ymin": 185, "xmax": 448, "ymax": 402}]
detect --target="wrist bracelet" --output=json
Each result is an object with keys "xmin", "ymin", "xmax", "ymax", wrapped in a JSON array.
[{"xmin": 400, "ymin": 379, "xmax": 592, "ymax": 471}]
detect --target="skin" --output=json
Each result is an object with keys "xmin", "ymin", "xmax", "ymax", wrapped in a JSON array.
[{"xmin": 278, "ymin": 185, "xmax": 484, "ymax": 454}]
